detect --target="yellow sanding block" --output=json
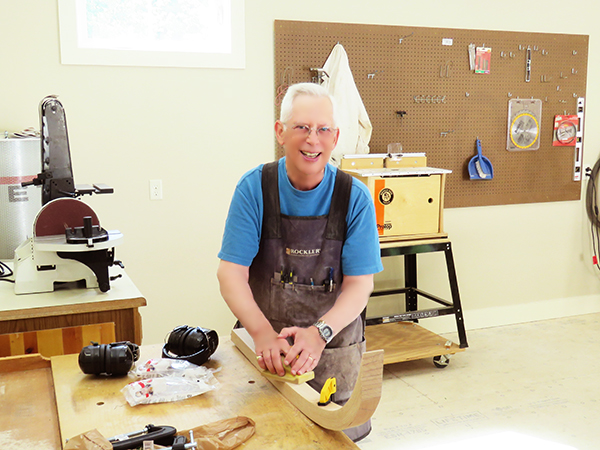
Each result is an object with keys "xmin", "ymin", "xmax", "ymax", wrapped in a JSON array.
[
  {"xmin": 261, "ymin": 356, "xmax": 315, "ymax": 384},
  {"xmin": 230, "ymin": 328, "xmax": 315, "ymax": 384}
]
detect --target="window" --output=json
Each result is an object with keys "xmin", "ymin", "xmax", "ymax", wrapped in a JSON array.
[{"xmin": 58, "ymin": 0, "xmax": 245, "ymax": 69}]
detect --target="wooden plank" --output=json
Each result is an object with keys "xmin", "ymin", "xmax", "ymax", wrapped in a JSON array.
[
  {"xmin": 51, "ymin": 342, "xmax": 359, "ymax": 449},
  {"xmin": 80, "ymin": 323, "xmax": 102, "ymax": 347},
  {"xmin": 9, "ymin": 332, "xmax": 25, "ymax": 356},
  {"xmin": 0, "ymin": 354, "xmax": 61, "ymax": 450},
  {"xmin": 0, "ymin": 309, "xmax": 141, "ymax": 344},
  {"xmin": 0, "ymin": 353, "xmax": 50, "ymax": 373},
  {"xmin": 0, "ymin": 334, "xmax": 10, "ymax": 357},
  {"xmin": 0, "ymin": 323, "xmax": 116, "ymax": 358},
  {"xmin": 231, "ymin": 328, "xmax": 384, "ymax": 431},
  {"xmin": 365, "ymin": 321, "xmax": 465, "ymax": 365},
  {"xmin": 132, "ymin": 307, "xmax": 144, "ymax": 344},
  {"xmin": 37, "ymin": 328, "xmax": 64, "ymax": 358},
  {"xmin": 23, "ymin": 331, "xmax": 38, "ymax": 354},
  {"xmin": 379, "ymin": 236, "xmax": 450, "ymax": 248},
  {"xmin": 99, "ymin": 322, "xmax": 116, "ymax": 344},
  {"xmin": 62, "ymin": 326, "xmax": 84, "ymax": 355}
]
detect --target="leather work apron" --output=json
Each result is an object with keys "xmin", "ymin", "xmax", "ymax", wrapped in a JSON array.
[{"xmin": 247, "ymin": 161, "xmax": 370, "ymax": 441}]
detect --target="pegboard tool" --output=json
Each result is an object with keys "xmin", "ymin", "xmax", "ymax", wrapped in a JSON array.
[
  {"xmin": 507, "ymin": 99, "xmax": 542, "ymax": 151},
  {"xmin": 468, "ymin": 138, "xmax": 494, "ymax": 180},
  {"xmin": 525, "ymin": 47, "xmax": 532, "ymax": 82},
  {"xmin": 573, "ymin": 97, "xmax": 585, "ymax": 181}
]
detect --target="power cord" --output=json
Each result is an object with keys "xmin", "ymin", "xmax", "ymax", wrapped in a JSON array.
[
  {"xmin": 585, "ymin": 159, "xmax": 600, "ymax": 271},
  {"xmin": 0, "ymin": 260, "xmax": 15, "ymax": 283}
]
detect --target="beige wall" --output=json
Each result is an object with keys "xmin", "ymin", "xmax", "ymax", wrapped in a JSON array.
[{"xmin": 1, "ymin": 0, "xmax": 599, "ymax": 344}]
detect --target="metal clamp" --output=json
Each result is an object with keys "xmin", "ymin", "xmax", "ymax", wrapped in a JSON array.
[
  {"xmin": 164, "ymin": 430, "xmax": 198, "ymax": 450},
  {"xmin": 109, "ymin": 425, "xmax": 177, "ymax": 450}
]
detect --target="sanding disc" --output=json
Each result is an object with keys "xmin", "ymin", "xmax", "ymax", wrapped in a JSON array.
[{"xmin": 34, "ymin": 198, "xmax": 99, "ymax": 237}]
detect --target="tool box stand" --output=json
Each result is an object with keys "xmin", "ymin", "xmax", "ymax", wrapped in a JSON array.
[{"xmin": 365, "ymin": 238, "xmax": 468, "ymax": 368}]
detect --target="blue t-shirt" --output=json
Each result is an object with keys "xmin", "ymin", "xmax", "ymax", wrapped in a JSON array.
[{"xmin": 218, "ymin": 157, "xmax": 383, "ymax": 276}]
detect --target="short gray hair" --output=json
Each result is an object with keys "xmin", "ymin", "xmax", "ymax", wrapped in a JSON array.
[{"xmin": 279, "ymin": 82, "xmax": 338, "ymax": 127}]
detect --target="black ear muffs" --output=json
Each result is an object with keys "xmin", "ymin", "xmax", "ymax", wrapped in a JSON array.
[
  {"xmin": 162, "ymin": 325, "xmax": 219, "ymax": 366},
  {"xmin": 78, "ymin": 341, "xmax": 140, "ymax": 376}
]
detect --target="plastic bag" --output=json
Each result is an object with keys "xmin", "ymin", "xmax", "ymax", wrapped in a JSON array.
[
  {"xmin": 121, "ymin": 373, "xmax": 219, "ymax": 406},
  {"xmin": 63, "ymin": 429, "xmax": 112, "ymax": 450},
  {"xmin": 133, "ymin": 358, "xmax": 216, "ymax": 380},
  {"xmin": 178, "ymin": 416, "xmax": 256, "ymax": 450}
]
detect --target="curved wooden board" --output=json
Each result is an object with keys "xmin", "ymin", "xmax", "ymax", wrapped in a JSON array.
[{"xmin": 231, "ymin": 328, "xmax": 384, "ymax": 431}]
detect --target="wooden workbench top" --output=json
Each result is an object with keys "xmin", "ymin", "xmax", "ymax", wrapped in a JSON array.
[
  {"xmin": 0, "ymin": 355, "xmax": 60, "ymax": 450},
  {"xmin": 52, "ymin": 339, "xmax": 358, "ymax": 449},
  {"xmin": 0, "ymin": 264, "xmax": 146, "ymax": 321}
]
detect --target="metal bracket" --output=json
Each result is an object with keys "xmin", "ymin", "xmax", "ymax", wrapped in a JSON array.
[{"xmin": 310, "ymin": 68, "xmax": 329, "ymax": 84}]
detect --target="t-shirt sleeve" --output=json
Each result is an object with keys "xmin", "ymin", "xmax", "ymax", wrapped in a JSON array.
[
  {"xmin": 217, "ymin": 169, "xmax": 263, "ymax": 267},
  {"xmin": 341, "ymin": 180, "xmax": 384, "ymax": 276}
]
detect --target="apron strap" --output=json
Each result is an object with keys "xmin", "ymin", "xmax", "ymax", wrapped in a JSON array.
[
  {"xmin": 261, "ymin": 161, "xmax": 281, "ymax": 239},
  {"xmin": 260, "ymin": 162, "xmax": 352, "ymax": 241},
  {"xmin": 324, "ymin": 169, "xmax": 353, "ymax": 241}
]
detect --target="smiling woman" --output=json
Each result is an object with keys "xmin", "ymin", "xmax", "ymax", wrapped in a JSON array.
[
  {"xmin": 57, "ymin": 0, "xmax": 245, "ymax": 68},
  {"xmin": 275, "ymin": 85, "xmax": 340, "ymax": 191}
]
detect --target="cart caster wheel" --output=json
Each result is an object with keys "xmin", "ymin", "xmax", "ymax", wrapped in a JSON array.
[{"xmin": 433, "ymin": 354, "xmax": 450, "ymax": 369}]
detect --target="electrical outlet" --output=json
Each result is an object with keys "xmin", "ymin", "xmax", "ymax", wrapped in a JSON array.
[{"xmin": 149, "ymin": 179, "xmax": 162, "ymax": 200}]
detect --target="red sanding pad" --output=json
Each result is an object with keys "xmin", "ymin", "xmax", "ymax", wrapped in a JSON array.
[{"xmin": 34, "ymin": 198, "xmax": 99, "ymax": 237}]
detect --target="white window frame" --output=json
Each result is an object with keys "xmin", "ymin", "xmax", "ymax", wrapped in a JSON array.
[{"xmin": 57, "ymin": 0, "xmax": 245, "ymax": 69}]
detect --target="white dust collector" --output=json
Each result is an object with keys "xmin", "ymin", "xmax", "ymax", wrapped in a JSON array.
[{"xmin": 0, "ymin": 137, "xmax": 41, "ymax": 259}]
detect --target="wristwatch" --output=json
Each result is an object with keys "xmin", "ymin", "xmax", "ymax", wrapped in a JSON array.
[{"xmin": 313, "ymin": 320, "xmax": 333, "ymax": 344}]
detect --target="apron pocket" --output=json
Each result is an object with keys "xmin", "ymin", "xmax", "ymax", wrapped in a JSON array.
[{"xmin": 268, "ymin": 281, "xmax": 336, "ymax": 328}]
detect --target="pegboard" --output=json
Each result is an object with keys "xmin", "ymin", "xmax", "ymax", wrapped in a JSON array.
[{"xmin": 274, "ymin": 20, "xmax": 589, "ymax": 208}]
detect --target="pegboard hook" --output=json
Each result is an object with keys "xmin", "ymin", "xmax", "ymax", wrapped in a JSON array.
[
  {"xmin": 398, "ymin": 32, "xmax": 414, "ymax": 44},
  {"xmin": 310, "ymin": 68, "xmax": 329, "ymax": 84}
]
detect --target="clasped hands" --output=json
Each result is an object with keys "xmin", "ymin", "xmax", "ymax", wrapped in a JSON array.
[{"xmin": 255, "ymin": 325, "xmax": 326, "ymax": 377}]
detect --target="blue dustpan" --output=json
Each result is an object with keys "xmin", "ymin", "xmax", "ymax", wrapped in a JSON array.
[{"xmin": 468, "ymin": 138, "xmax": 494, "ymax": 180}]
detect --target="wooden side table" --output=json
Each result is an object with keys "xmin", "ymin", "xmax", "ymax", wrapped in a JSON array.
[{"xmin": 0, "ymin": 264, "xmax": 146, "ymax": 344}]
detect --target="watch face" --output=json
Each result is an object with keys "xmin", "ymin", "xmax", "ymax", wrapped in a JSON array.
[{"xmin": 315, "ymin": 321, "xmax": 333, "ymax": 342}]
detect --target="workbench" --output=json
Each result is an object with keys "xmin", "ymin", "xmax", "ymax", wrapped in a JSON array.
[
  {"xmin": 0, "ymin": 339, "xmax": 358, "ymax": 449},
  {"xmin": 365, "ymin": 237, "xmax": 468, "ymax": 366},
  {"xmin": 0, "ymin": 262, "xmax": 146, "ymax": 344}
]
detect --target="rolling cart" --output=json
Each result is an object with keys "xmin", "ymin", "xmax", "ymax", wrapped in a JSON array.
[{"xmin": 365, "ymin": 237, "xmax": 468, "ymax": 368}]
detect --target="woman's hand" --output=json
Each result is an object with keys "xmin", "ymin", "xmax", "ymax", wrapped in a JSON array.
[
  {"xmin": 254, "ymin": 330, "xmax": 291, "ymax": 376},
  {"xmin": 278, "ymin": 326, "xmax": 326, "ymax": 376}
]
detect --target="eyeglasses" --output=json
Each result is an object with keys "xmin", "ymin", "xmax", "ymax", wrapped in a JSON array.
[{"xmin": 285, "ymin": 123, "xmax": 337, "ymax": 142}]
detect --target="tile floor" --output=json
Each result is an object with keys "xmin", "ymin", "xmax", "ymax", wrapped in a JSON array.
[{"xmin": 358, "ymin": 313, "xmax": 600, "ymax": 450}]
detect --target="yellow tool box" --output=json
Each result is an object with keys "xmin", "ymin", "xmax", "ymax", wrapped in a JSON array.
[{"xmin": 341, "ymin": 153, "xmax": 451, "ymax": 241}]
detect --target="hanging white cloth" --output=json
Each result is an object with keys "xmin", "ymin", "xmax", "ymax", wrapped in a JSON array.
[{"xmin": 321, "ymin": 43, "xmax": 372, "ymax": 167}]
